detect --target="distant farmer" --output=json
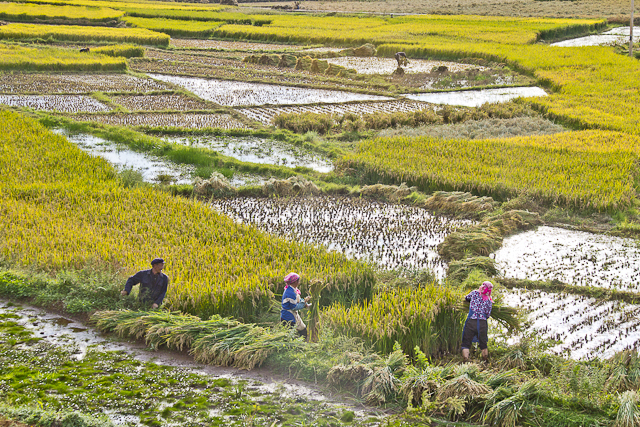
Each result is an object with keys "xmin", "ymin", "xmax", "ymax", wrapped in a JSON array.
[
  {"xmin": 121, "ymin": 258, "xmax": 169, "ymax": 309},
  {"xmin": 395, "ymin": 52, "xmax": 408, "ymax": 67},
  {"xmin": 280, "ymin": 272, "xmax": 311, "ymax": 339},
  {"xmin": 461, "ymin": 281, "xmax": 493, "ymax": 363},
  {"xmin": 79, "ymin": 47, "xmax": 90, "ymax": 53}
]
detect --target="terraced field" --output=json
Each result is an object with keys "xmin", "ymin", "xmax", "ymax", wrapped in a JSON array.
[
  {"xmin": 0, "ymin": 95, "xmax": 110, "ymax": 112},
  {"xmin": 70, "ymin": 112, "xmax": 251, "ymax": 129}
]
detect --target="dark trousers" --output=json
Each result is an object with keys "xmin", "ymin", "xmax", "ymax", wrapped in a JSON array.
[
  {"xmin": 461, "ymin": 318, "xmax": 488, "ymax": 350},
  {"xmin": 281, "ymin": 319, "xmax": 307, "ymax": 339}
]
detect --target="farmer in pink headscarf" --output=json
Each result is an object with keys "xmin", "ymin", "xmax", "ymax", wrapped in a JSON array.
[
  {"xmin": 461, "ymin": 281, "xmax": 493, "ymax": 363},
  {"xmin": 280, "ymin": 272, "xmax": 311, "ymax": 339}
]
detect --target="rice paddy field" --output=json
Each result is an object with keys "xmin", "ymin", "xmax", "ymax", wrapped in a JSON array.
[{"xmin": 3, "ymin": 1, "xmax": 640, "ymax": 425}]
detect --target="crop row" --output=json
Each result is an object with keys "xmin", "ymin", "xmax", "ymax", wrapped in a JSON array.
[
  {"xmin": 238, "ymin": 100, "xmax": 434, "ymax": 125},
  {"xmin": 0, "ymin": 73, "xmax": 171, "ymax": 94},
  {"xmin": 109, "ymin": 94, "xmax": 215, "ymax": 112},
  {"xmin": 0, "ymin": 111, "xmax": 374, "ymax": 320},
  {"xmin": 339, "ymin": 130, "xmax": 640, "ymax": 210},
  {"xmin": 122, "ymin": 8, "xmax": 270, "ymax": 25},
  {"xmin": 69, "ymin": 113, "xmax": 251, "ymax": 130},
  {"xmin": 0, "ymin": 23, "xmax": 169, "ymax": 46},
  {"xmin": 212, "ymin": 14, "xmax": 602, "ymax": 47},
  {"xmin": 122, "ymin": 16, "xmax": 225, "ymax": 38},
  {"xmin": 0, "ymin": 44, "xmax": 126, "ymax": 72},
  {"xmin": 0, "ymin": 2, "xmax": 124, "ymax": 22},
  {"xmin": 0, "ymin": 95, "xmax": 110, "ymax": 113},
  {"xmin": 169, "ymin": 39, "xmax": 304, "ymax": 51}
]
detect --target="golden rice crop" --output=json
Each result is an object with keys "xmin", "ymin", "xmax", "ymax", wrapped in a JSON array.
[
  {"xmin": 2, "ymin": 0, "xmax": 227, "ymax": 12},
  {"xmin": 0, "ymin": 2, "xmax": 124, "ymax": 22},
  {"xmin": 92, "ymin": 44, "xmax": 144, "ymax": 58},
  {"xmin": 0, "ymin": 43, "xmax": 126, "ymax": 72},
  {"xmin": 123, "ymin": 7, "xmax": 267, "ymax": 25},
  {"xmin": 338, "ymin": 130, "xmax": 640, "ymax": 210},
  {"xmin": 0, "ymin": 23, "xmax": 169, "ymax": 46},
  {"xmin": 324, "ymin": 284, "xmax": 467, "ymax": 357},
  {"xmin": 0, "ymin": 111, "xmax": 374, "ymax": 321},
  {"xmin": 122, "ymin": 16, "xmax": 225, "ymax": 38},
  {"xmin": 212, "ymin": 14, "xmax": 602, "ymax": 47}
]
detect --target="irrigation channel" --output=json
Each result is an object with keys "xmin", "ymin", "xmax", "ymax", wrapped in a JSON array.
[
  {"xmin": 53, "ymin": 129, "xmax": 195, "ymax": 185},
  {"xmin": 0, "ymin": 300, "xmax": 382, "ymax": 426},
  {"xmin": 551, "ymin": 26, "xmax": 640, "ymax": 47},
  {"xmin": 164, "ymin": 134, "xmax": 334, "ymax": 173},
  {"xmin": 211, "ymin": 196, "xmax": 473, "ymax": 278}
]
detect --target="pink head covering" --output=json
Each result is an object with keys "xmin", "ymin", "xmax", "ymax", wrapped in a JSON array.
[
  {"xmin": 284, "ymin": 272, "xmax": 301, "ymax": 294},
  {"xmin": 480, "ymin": 281, "xmax": 493, "ymax": 302}
]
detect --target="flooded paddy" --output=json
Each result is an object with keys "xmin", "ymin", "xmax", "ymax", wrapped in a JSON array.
[
  {"xmin": 0, "ymin": 94, "xmax": 110, "ymax": 112},
  {"xmin": 502, "ymin": 289, "xmax": 640, "ymax": 359},
  {"xmin": 239, "ymin": 99, "xmax": 433, "ymax": 125},
  {"xmin": 326, "ymin": 57, "xmax": 483, "ymax": 75},
  {"xmin": 494, "ymin": 226, "xmax": 640, "ymax": 291},
  {"xmin": 70, "ymin": 113, "xmax": 251, "ymax": 130},
  {"xmin": 148, "ymin": 73, "xmax": 393, "ymax": 107},
  {"xmin": 404, "ymin": 86, "xmax": 547, "ymax": 107},
  {"xmin": 54, "ymin": 130, "xmax": 194, "ymax": 184},
  {"xmin": 110, "ymin": 94, "xmax": 216, "ymax": 112},
  {"xmin": 552, "ymin": 26, "xmax": 640, "ymax": 47},
  {"xmin": 0, "ymin": 73, "xmax": 172, "ymax": 94},
  {"xmin": 211, "ymin": 197, "xmax": 472, "ymax": 277},
  {"xmin": 0, "ymin": 300, "xmax": 379, "ymax": 426},
  {"xmin": 165, "ymin": 134, "xmax": 334, "ymax": 172}
]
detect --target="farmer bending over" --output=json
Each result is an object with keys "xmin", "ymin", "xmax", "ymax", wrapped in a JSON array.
[
  {"xmin": 395, "ymin": 52, "xmax": 408, "ymax": 67},
  {"xmin": 461, "ymin": 281, "xmax": 493, "ymax": 362},
  {"xmin": 280, "ymin": 272, "xmax": 311, "ymax": 339},
  {"xmin": 121, "ymin": 258, "xmax": 169, "ymax": 309}
]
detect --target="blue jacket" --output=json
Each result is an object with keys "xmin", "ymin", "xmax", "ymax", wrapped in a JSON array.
[
  {"xmin": 280, "ymin": 286, "xmax": 306, "ymax": 323},
  {"xmin": 125, "ymin": 269, "xmax": 169, "ymax": 306}
]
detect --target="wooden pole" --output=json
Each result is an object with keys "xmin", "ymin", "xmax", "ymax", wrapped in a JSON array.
[{"xmin": 631, "ymin": 0, "xmax": 635, "ymax": 57}]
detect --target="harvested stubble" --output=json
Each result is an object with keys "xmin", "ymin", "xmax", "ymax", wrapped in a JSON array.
[
  {"xmin": 0, "ymin": 111, "xmax": 375, "ymax": 320},
  {"xmin": 69, "ymin": 112, "xmax": 251, "ymax": 130},
  {"xmin": 110, "ymin": 94, "xmax": 215, "ymax": 112},
  {"xmin": 0, "ymin": 44, "xmax": 126, "ymax": 72},
  {"xmin": 324, "ymin": 284, "xmax": 468, "ymax": 357},
  {"xmin": 340, "ymin": 131, "xmax": 640, "ymax": 210},
  {"xmin": 129, "ymin": 58, "xmax": 380, "ymax": 95},
  {"xmin": 0, "ymin": 2, "xmax": 124, "ymax": 22},
  {"xmin": 0, "ymin": 95, "xmax": 110, "ymax": 113},
  {"xmin": 170, "ymin": 39, "xmax": 304, "ymax": 51},
  {"xmin": 0, "ymin": 73, "xmax": 171, "ymax": 94},
  {"xmin": 0, "ymin": 23, "xmax": 170, "ymax": 46},
  {"xmin": 211, "ymin": 196, "xmax": 471, "ymax": 277},
  {"xmin": 91, "ymin": 310, "xmax": 300, "ymax": 370},
  {"xmin": 240, "ymin": 100, "xmax": 433, "ymax": 126}
]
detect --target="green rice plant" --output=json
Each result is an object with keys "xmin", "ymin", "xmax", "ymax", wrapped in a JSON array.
[
  {"xmin": 615, "ymin": 391, "xmax": 640, "ymax": 427},
  {"xmin": 306, "ymin": 279, "xmax": 328, "ymax": 343},
  {"xmin": 92, "ymin": 44, "xmax": 144, "ymax": 58},
  {"xmin": 323, "ymin": 283, "xmax": 467, "ymax": 357},
  {"xmin": 0, "ymin": 23, "xmax": 169, "ymax": 46}
]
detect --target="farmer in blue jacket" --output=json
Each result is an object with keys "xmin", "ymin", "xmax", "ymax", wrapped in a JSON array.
[
  {"xmin": 121, "ymin": 258, "xmax": 169, "ymax": 309},
  {"xmin": 280, "ymin": 272, "xmax": 311, "ymax": 339}
]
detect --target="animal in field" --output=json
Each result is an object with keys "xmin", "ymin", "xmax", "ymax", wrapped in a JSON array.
[
  {"xmin": 79, "ymin": 47, "xmax": 90, "ymax": 53},
  {"xmin": 395, "ymin": 52, "xmax": 408, "ymax": 67}
]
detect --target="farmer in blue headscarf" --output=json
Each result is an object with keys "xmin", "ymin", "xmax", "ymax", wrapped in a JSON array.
[
  {"xmin": 280, "ymin": 272, "xmax": 311, "ymax": 339},
  {"xmin": 461, "ymin": 281, "xmax": 493, "ymax": 362}
]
